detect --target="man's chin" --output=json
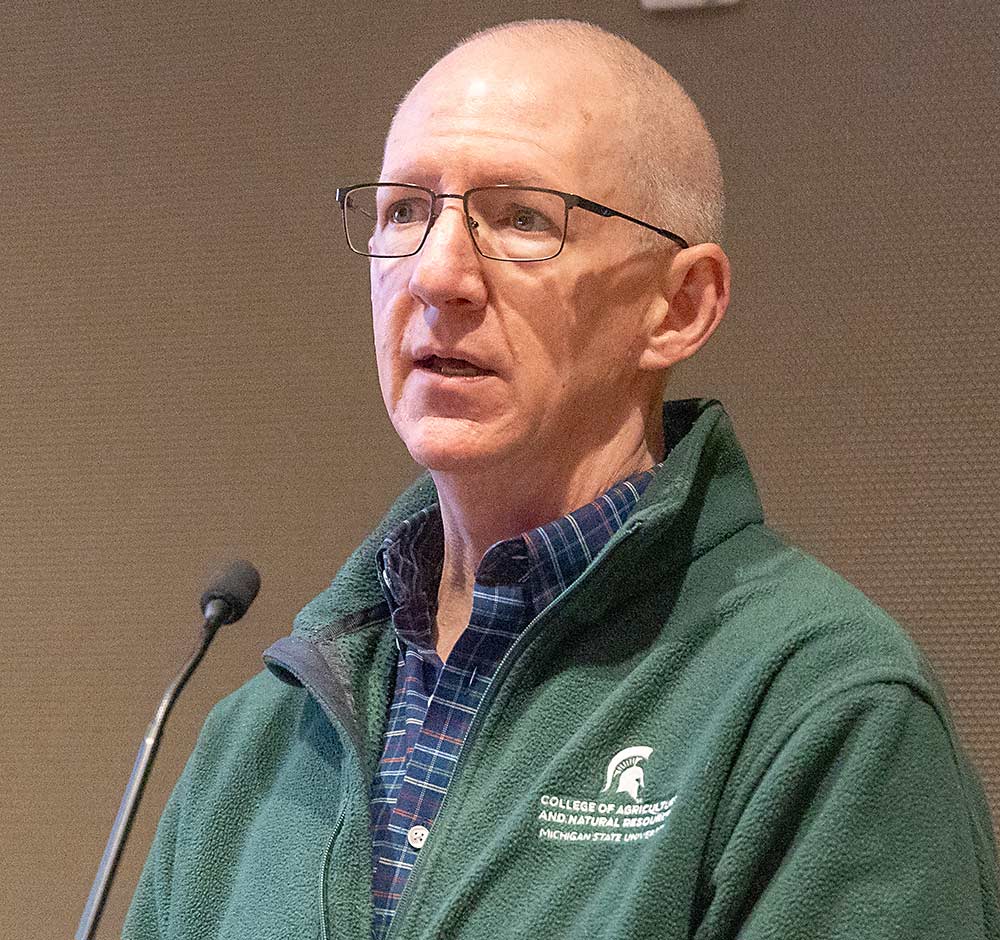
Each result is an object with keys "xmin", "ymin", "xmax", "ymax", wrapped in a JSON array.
[
  {"xmin": 398, "ymin": 417, "xmax": 511, "ymax": 474},
  {"xmin": 405, "ymin": 439, "xmax": 497, "ymax": 474}
]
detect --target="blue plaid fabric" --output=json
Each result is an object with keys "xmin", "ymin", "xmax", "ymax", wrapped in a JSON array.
[{"xmin": 370, "ymin": 468, "xmax": 655, "ymax": 939}]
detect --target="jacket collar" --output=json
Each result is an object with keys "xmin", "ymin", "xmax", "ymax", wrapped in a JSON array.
[
  {"xmin": 262, "ymin": 398, "xmax": 763, "ymax": 762},
  {"xmin": 277, "ymin": 398, "xmax": 761, "ymax": 645}
]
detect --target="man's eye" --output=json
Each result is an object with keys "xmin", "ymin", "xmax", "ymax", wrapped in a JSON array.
[
  {"xmin": 384, "ymin": 199, "xmax": 428, "ymax": 226},
  {"xmin": 505, "ymin": 206, "xmax": 551, "ymax": 232}
]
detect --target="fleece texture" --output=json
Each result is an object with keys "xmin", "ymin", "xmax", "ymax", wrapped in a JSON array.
[{"xmin": 124, "ymin": 399, "xmax": 1000, "ymax": 940}]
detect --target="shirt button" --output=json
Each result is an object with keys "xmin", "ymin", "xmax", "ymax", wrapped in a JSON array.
[{"xmin": 407, "ymin": 825, "xmax": 429, "ymax": 849}]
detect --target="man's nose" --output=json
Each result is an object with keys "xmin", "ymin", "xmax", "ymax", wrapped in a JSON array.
[{"xmin": 407, "ymin": 203, "xmax": 488, "ymax": 312}]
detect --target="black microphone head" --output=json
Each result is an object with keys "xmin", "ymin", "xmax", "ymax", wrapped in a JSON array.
[{"xmin": 199, "ymin": 560, "xmax": 261, "ymax": 625}]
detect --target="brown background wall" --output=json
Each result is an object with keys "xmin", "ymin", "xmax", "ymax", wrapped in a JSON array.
[{"xmin": 2, "ymin": 2, "xmax": 997, "ymax": 937}]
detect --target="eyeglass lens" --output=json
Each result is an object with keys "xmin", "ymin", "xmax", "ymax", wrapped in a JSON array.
[{"xmin": 343, "ymin": 185, "xmax": 568, "ymax": 260}]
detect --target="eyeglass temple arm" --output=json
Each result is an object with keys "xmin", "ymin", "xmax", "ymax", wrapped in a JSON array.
[{"xmin": 572, "ymin": 196, "xmax": 689, "ymax": 250}]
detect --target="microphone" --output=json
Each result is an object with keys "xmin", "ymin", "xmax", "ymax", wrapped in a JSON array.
[
  {"xmin": 76, "ymin": 561, "xmax": 261, "ymax": 940},
  {"xmin": 200, "ymin": 559, "xmax": 261, "ymax": 627}
]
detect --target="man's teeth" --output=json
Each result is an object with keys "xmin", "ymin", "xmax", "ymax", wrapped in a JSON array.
[
  {"xmin": 439, "ymin": 363, "xmax": 480, "ymax": 377},
  {"xmin": 425, "ymin": 356, "xmax": 484, "ymax": 377}
]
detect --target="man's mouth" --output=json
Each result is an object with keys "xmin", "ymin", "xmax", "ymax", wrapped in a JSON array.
[{"xmin": 415, "ymin": 355, "xmax": 491, "ymax": 378}]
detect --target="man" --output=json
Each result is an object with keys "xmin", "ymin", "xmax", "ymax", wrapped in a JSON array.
[{"xmin": 125, "ymin": 19, "xmax": 999, "ymax": 940}]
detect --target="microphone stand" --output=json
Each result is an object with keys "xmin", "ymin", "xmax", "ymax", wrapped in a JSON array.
[{"xmin": 75, "ymin": 602, "xmax": 227, "ymax": 940}]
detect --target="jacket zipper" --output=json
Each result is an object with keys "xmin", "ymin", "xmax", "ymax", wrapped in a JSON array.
[
  {"xmin": 315, "ymin": 685, "xmax": 372, "ymax": 940},
  {"xmin": 270, "ymin": 649, "xmax": 370, "ymax": 940},
  {"xmin": 318, "ymin": 801, "xmax": 346, "ymax": 940},
  {"xmin": 381, "ymin": 521, "xmax": 639, "ymax": 940}
]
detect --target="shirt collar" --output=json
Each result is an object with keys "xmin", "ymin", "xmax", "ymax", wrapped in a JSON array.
[
  {"xmin": 377, "ymin": 466, "xmax": 657, "ymax": 647},
  {"xmin": 475, "ymin": 467, "xmax": 656, "ymax": 613},
  {"xmin": 376, "ymin": 506, "xmax": 443, "ymax": 655}
]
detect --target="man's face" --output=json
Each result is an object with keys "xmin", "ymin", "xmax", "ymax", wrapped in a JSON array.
[{"xmin": 372, "ymin": 44, "xmax": 662, "ymax": 477}]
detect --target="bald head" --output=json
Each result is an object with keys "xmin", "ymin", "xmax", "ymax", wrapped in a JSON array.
[
  {"xmin": 371, "ymin": 17, "xmax": 731, "ymax": 499},
  {"xmin": 392, "ymin": 18, "xmax": 724, "ymax": 246}
]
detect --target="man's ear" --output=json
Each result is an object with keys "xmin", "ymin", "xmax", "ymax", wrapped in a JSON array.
[{"xmin": 639, "ymin": 243, "xmax": 730, "ymax": 371}]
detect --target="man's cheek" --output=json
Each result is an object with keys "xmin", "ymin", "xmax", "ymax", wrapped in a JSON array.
[{"xmin": 368, "ymin": 267, "xmax": 396, "ymax": 314}]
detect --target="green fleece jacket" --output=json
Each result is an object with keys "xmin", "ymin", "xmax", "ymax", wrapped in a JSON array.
[{"xmin": 124, "ymin": 399, "xmax": 999, "ymax": 940}]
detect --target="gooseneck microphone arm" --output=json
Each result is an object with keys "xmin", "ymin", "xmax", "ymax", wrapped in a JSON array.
[{"xmin": 76, "ymin": 561, "xmax": 260, "ymax": 940}]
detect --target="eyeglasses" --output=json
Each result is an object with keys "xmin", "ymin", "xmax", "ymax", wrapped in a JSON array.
[{"xmin": 335, "ymin": 183, "xmax": 689, "ymax": 262}]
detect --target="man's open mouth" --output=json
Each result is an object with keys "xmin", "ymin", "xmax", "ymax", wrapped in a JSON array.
[{"xmin": 416, "ymin": 355, "xmax": 491, "ymax": 378}]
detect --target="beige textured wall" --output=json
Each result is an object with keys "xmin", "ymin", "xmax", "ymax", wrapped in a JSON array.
[{"xmin": 2, "ymin": 2, "xmax": 997, "ymax": 937}]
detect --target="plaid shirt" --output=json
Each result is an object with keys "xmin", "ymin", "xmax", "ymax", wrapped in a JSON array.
[{"xmin": 370, "ymin": 469, "xmax": 655, "ymax": 939}]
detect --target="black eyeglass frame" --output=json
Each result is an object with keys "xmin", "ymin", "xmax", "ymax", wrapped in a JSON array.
[{"xmin": 335, "ymin": 182, "xmax": 690, "ymax": 261}]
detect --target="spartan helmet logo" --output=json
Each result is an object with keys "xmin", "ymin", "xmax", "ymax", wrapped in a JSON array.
[{"xmin": 601, "ymin": 746, "xmax": 653, "ymax": 803}]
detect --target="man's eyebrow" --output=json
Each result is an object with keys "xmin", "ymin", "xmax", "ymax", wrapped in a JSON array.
[
  {"xmin": 380, "ymin": 170, "xmax": 550, "ymax": 188},
  {"xmin": 499, "ymin": 176, "xmax": 546, "ymax": 186}
]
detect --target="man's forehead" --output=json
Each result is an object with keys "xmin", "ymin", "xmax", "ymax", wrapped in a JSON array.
[
  {"xmin": 384, "ymin": 43, "xmax": 619, "ymax": 183},
  {"xmin": 390, "ymin": 76, "xmax": 553, "ymax": 139},
  {"xmin": 395, "ymin": 51, "xmax": 608, "ymax": 129}
]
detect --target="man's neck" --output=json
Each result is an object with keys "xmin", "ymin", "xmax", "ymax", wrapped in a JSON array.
[{"xmin": 429, "ymin": 418, "xmax": 663, "ymax": 660}]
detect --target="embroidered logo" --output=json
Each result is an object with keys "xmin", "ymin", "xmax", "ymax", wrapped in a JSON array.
[
  {"xmin": 601, "ymin": 745, "xmax": 653, "ymax": 803},
  {"xmin": 536, "ymin": 743, "xmax": 674, "ymax": 847}
]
